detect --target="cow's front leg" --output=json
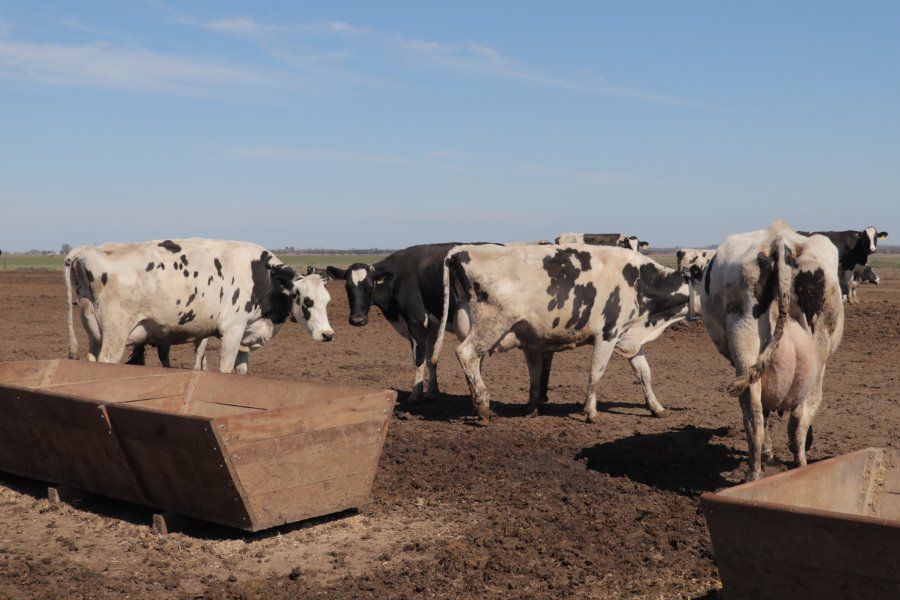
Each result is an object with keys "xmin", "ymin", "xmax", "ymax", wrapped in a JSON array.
[
  {"xmin": 156, "ymin": 344, "xmax": 171, "ymax": 368},
  {"xmin": 740, "ymin": 379, "xmax": 766, "ymax": 481},
  {"xmin": 456, "ymin": 337, "xmax": 491, "ymax": 422},
  {"xmin": 628, "ymin": 350, "xmax": 666, "ymax": 417},
  {"xmin": 234, "ymin": 350, "xmax": 250, "ymax": 375},
  {"xmin": 218, "ymin": 329, "xmax": 244, "ymax": 374},
  {"xmin": 125, "ymin": 344, "xmax": 147, "ymax": 365},
  {"xmin": 192, "ymin": 338, "xmax": 209, "ymax": 371},
  {"xmin": 524, "ymin": 348, "xmax": 544, "ymax": 417},
  {"xmin": 406, "ymin": 321, "xmax": 428, "ymax": 402},
  {"xmin": 584, "ymin": 341, "xmax": 616, "ymax": 423},
  {"xmin": 539, "ymin": 352, "xmax": 554, "ymax": 405}
]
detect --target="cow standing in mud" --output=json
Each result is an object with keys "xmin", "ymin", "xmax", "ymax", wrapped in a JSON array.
[
  {"xmin": 696, "ymin": 221, "xmax": 844, "ymax": 480},
  {"xmin": 441, "ymin": 244, "xmax": 692, "ymax": 423},
  {"xmin": 65, "ymin": 239, "xmax": 334, "ymax": 373}
]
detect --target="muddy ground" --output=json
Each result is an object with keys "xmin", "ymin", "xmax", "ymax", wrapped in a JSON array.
[{"xmin": 0, "ymin": 271, "xmax": 897, "ymax": 599}]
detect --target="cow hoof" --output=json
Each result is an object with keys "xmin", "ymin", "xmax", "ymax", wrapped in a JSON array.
[
  {"xmin": 585, "ymin": 412, "xmax": 599, "ymax": 424},
  {"xmin": 524, "ymin": 406, "xmax": 540, "ymax": 418},
  {"xmin": 650, "ymin": 408, "xmax": 667, "ymax": 418},
  {"xmin": 475, "ymin": 406, "xmax": 493, "ymax": 422}
]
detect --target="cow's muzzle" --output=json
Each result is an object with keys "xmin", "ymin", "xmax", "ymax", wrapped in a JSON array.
[{"xmin": 349, "ymin": 315, "xmax": 368, "ymax": 327}]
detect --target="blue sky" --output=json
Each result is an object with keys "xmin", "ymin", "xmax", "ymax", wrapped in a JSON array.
[{"xmin": 1, "ymin": 1, "xmax": 898, "ymax": 251}]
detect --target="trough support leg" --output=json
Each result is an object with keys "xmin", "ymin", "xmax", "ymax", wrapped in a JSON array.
[
  {"xmin": 47, "ymin": 486, "xmax": 90, "ymax": 507},
  {"xmin": 152, "ymin": 512, "xmax": 192, "ymax": 535}
]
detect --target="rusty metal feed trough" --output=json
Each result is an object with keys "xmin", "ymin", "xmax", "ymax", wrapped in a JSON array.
[
  {"xmin": 701, "ymin": 448, "xmax": 900, "ymax": 599},
  {"xmin": 0, "ymin": 359, "xmax": 396, "ymax": 531}
]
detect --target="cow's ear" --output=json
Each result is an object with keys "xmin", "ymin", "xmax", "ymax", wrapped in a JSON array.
[
  {"xmin": 326, "ymin": 266, "xmax": 347, "ymax": 280},
  {"xmin": 676, "ymin": 250, "xmax": 685, "ymax": 262},
  {"xmin": 269, "ymin": 264, "xmax": 297, "ymax": 289},
  {"xmin": 878, "ymin": 231, "xmax": 889, "ymax": 240}
]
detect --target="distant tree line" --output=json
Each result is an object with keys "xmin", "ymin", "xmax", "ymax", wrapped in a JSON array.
[{"xmin": 271, "ymin": 247, "xmax": 396, "ymax": 255}]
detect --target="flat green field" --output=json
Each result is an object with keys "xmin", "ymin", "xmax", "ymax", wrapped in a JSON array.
[
  {"xmin": 2, "ymin": 252, "xmax": 898, "ymax": 272},
  {"xmin": 0, "ymin": 254, "xmax": 387, "ymax": 272}
]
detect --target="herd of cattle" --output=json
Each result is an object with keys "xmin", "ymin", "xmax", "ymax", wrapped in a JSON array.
[{"xmin": 62, "ymin": 222, "xmax": 888, "ymax": 480}]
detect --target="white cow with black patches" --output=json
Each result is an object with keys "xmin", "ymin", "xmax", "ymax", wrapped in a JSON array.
[
  {"xmin": 441, "ymin": 244, "xmax": 691, "ymax": 423},
  {"xmin": 65, "ymin": 239, "xmax": 334, "ymax": 373},
  {"xmin": 693, "ymin": 221, "xmax": 844, "ymax": 480}
]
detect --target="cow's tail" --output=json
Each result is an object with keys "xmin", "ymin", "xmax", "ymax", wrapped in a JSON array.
[
  {"xmin": 727, "ymin": 235, "xmax": 793, "ymax": 396},
  {"xmin": 429, "ymin": 248, "xmax": 455, "ymax": 367},
  {"xmin": 64, "ymin": 250, "xmax": 78, "ymax": 359}
]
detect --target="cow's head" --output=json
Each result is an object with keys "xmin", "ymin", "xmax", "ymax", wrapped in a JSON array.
[
  {"xmin": 618, "ymin": 236, "xmax": 650, "ymax": 253},
  {"xmin": 326, "ymin": 263, "xmax": 393, "ymax": 327},
  {"xmin": 269, "ymin": 265, "xmax": 334, "ymax": 341},
  {"xmin": 860, "ymin": 227, "xmax": 889, "ymax": 254},
  {"xmin": 676, "ymin": 249, "xmax": 715, "ymax": 282},
  {"xmin": 860, "ymin": 265, "xmax": 881, "ymax": 285}
]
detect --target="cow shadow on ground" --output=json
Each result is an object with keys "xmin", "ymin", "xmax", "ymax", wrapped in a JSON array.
[
  {"xmin": 393, "ymin": 389, "xmax": 684, "ymax": 422},
  {"xmin": 577, "ymin": 426, "xmax": 743, "ymax": 497}
]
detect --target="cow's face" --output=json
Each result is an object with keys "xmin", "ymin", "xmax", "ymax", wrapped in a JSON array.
[
  {"xmin": 638, "ymin": 240, "xmax": 650, "ymax": 253},
  {"xmin": 676, "ymin": 249, "xmax": 715, "ymax": 282},
  {"xmin": 291, "ymin": 274, "xmax": 334, "ymax": 341},
  {"xmin": 861, "ymin": 265, "xmax": 880, "ymax": 285},
  {"xmin": 326, "ymin": 263, "xmax": 393, "ymax": 327},
  {"xmin": 861, "ymin": 227, "xmax": 889, "ymax": 254},
  {"xmin": 620, "ymin": 236, "xmax": 640, "ymax": 252}
]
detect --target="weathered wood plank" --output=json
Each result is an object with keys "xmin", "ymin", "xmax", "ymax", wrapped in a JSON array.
[
  {"xmin": 235, "ymin": 442, "xmax": 383, "ymax": 495},
  {"xmin": 230, "ymin": 419, "xmax": 386, "ymax": 466},
  {"xmin": 246, "ymin": 473, "xmax": 374, "ymax": 530},
  {"xmin": 218, "ymin": 392, "xmax": 394, "ymax": 444}
]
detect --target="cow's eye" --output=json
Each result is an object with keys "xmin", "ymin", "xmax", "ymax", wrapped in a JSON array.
[{"xmin": 303, "ymin": 297, "xmax": 314, "ymax": 308}]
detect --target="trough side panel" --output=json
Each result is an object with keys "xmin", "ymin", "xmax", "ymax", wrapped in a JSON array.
[
  {"xmin": 106, "ymin": 404, "xmax": 252, "ymax": 530},
  {"xmin": 0, "ymin": 386, "xmax": 146, "ymax": 502},
  {"xmin": 702, "ymin": 495, "xmax": 900, "ymax": 599},
  {"xmin": 228, "ymin": 391, "xmax": 396, "ymax": 531}
]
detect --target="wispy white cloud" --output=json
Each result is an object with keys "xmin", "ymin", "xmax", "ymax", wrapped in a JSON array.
[
  {"xmin": 398, "ymin": 38, "xmax": 715, "ymax": 109},
  {"xmin": 0, "ymin": 40, "xmax": 262, "ymax": 95}
]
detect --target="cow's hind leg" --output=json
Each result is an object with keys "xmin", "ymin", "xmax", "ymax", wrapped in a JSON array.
[
  {"xmin": 788, "ymin": 368, "xmax": 825, "ymax": 467},
  {"xmin": 455, "ymin": 336, "xmax": 497, "ymax": 423},
  {"xmin": 762, "ymin": 409, "xmax": 774, "ymax": 463},
  {"xmin": 406, "ymin": 322, "xmax": 428, "ymax": 403},
  {"xmin": 740, "ymin": 379, "xmax": 766, "ymax": 481},
  {"xmin": 425, "ymin": 324, "xmax": 442, "ymax": 398},
  {"xmin": 584, "ymin": 341, "xmax": 616, "ymax": 423},
  {"xmin": 628, "ymin": 350, "xmax": 666, "ymax": 417}
]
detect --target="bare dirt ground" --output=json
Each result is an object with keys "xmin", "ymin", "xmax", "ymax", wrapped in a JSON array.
[{"xmin": 0, "ymin": 271, "xmax": 897, "ymax": 599}]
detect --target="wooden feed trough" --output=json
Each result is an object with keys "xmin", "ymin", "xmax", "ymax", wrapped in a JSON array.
[
  {"xmin": 701, "ymin": 448, "xmax": 900, "ymax": 599},
  {"xmin": 0, "ymin": 359, "xmax": 396, "ymax": 531}
]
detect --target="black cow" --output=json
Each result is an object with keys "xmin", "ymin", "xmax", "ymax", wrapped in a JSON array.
[
  {"xmin": 797, "ymin": 227, "xmax": 888, "ymax": 303},
  {"xmin": 327, "ymin": 244, "xmax": 466, "ymax": 401}
]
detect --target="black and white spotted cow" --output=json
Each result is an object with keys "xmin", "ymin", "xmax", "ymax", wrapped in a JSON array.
[
  {"xmin": 555, "ymin": 233, "xmax": 650, "ymax": 253},
  {"xmin": 327, "ymin": 244, "xmax": 470, "ymax": 402},
  {"xmin": 797, "ymin": 227, "xmax": 888, "ymax": 304},
  {"xmin": 441, "ymin": 244, "xmax": 691, "ymax": 423},
  {"xmin": 65, "ymin": 239, "xmax": 334, "ymax": 373},
  {"xmin": 695, "ymin": 221, "xmax": 844, "ymax": 480},
  {"xmin": 676, "ymin": 248, "xmax": 717, "ymax": 321}
]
